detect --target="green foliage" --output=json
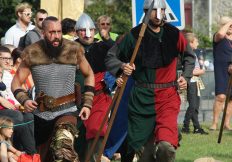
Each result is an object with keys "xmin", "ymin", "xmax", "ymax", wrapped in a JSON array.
[
  {"xmin": 0, "ymin": 0, "xmax": 21, "ymax": 37},
  {"xmin": 197, "ymin": 33, "xmax": 213, "ymax": 48},
  {"xmin": 85, "ymin": 0, "xmax": 132, "ymax": 35},
  {"xmin": 0, "ymin": 0, "xmax": 40, "ymax": 39}
]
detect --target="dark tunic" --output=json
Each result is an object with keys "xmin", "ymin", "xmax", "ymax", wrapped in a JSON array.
[
  {"xmin": 105, "ymin": 23, "xmax": 195, "ymax": 151},
  {"xmin": 213, "ymin": 37, "xmax": 232, "ymax": 95},
  {"xmin": 75, "ymin": 39, "xmax": 114, "ymax": 139}
]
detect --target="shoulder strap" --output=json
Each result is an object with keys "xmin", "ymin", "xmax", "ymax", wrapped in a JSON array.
[{"xmin": 30, "ymin": 29, "xmax": 41, "ymax": 39}]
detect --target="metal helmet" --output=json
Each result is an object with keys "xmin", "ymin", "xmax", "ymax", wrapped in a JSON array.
[
  {"xmin": 75, "ymin": 13, "xmax": 96, "ymax": 38},
  {"xmin": 143, "ymin": 0, "xmax": 166, "ymax": 20},
  {"xmin": 143, "ymin": 0, "xmax": 166, "ymax": 9}
]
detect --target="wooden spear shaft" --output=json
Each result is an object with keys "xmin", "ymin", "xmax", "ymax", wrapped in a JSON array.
[
  {"xmin": 218, "ymin": 74, "xmax": 232, "ymax": 143},
  {"xmin": 85, "ymin": 1, "xmax": 154, "ymax": 161},
  {"xmin": 84, "ymin": 90, "xmax": 120, "ymax": 162},
  {"xmin": 96, "ymin": 23, "xmax": 148, "ymax": 162}
]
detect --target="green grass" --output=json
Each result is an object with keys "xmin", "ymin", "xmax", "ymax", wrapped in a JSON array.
[
  {"xmin": 112, "ymin": 124, "xmax": 232, "ymax": 162},
  {"xmin": 176, "ymin": 124, "xmax": 232, "ymax": 162}
]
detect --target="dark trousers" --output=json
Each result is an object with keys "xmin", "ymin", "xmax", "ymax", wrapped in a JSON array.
[
  {"xmin": 119, "ymin": 137, "xmax": 135, "ymax": 162},
  {"xmin": 0, "ymin": 109, "xmax": 37, "ymax": 154},
  {"xmin": 183, "ymin": 82, "xmax": 201, "ymax": 129}
]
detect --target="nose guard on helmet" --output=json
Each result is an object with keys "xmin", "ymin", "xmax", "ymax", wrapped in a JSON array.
[
  {"xmin": 143, "ymin": 0, "xmax": 166, "ymax": 20},
  {"xmin": 75, "ymin": 13, "xmax": 95, "ymax": 38}
]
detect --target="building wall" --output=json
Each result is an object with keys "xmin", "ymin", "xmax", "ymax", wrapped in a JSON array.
[
  {"xmin": 192, "ymin": 0, "xmax": 209, "ymax": 35},
  {"xmin": 212, "ymin": 0, "xmax": 232, "ymax": 25},
  {"xmin": 184, "ymin": 2, "xmax": 192, "ymax": 28},
  {"xmin": 185, "ymin": 0, "xmax": 232, "ymax": 36}
]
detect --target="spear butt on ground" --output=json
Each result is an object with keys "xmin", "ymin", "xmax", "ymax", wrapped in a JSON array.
[
  {"xmin": 84, "ymin": 1, "xmax": 155, "ymax": 162},
  {"xmin": 218, "ymin": 74, "xmax": 232, "ymax": 143}
]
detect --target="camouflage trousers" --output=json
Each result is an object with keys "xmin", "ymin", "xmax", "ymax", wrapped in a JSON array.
[{"xmin": 50, "ymin": 118, "xmax": 79, "ymax": 162}]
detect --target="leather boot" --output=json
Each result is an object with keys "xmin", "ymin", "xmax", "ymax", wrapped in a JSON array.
[
  {"xmin": 153, "ymin": 141, "xmax": 176, "ymax": 162},
  {"xmin": 137, "ymin": 140, "xmax": 155, "ymax": 162}
]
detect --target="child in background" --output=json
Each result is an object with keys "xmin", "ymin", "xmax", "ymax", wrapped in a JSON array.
[
  {"xmin": 181, "ymin": 32, "xmax": 208, "ymax": 135},
  {"xmin": 0, "ymin": 116, "xmax": 21, "ymax": 162}
]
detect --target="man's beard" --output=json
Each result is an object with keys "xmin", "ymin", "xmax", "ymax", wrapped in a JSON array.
[
  {"xmin": 148, "ymin": 19, "xmax": 163, "ymax": 28},
  {"xmin": 79, "ymin": 37, "xmax": 93, "ymax": 45},
  {"xmin": 44, "ymin": 37, "xmax": 63, "ymax": 58}
]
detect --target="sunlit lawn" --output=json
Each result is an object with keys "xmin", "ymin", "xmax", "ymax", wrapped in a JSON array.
[
  {"xmin": 176, "ymin": 124, "xmax": 232, "ymax": 162},
  {"xmin": 112, "ymin": 124, "xmax": 232, "ymax": 162}
]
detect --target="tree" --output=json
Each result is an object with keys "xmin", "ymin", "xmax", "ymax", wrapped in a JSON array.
[
  {"xmin": 85, "ymin": 0, "xmax": 132, "ymax": 35},
  {"xmin": 0, "ymin": 0, "xmax": 20, "ymax": 38}
]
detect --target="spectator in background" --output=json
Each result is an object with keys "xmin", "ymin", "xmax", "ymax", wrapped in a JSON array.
[
  {"xmin": 95, "ymin": 15, "xmax": 118, "ymax": 42},
  {"xmin": 10, "ymin": 48, "xmax": 34, "ymax": 91},
  {"xmin": 181, "ymin": 33, "xmax": 208, "ymax": 135},
  {"xmin": 0, "ymin": 46, "xmax": 18, "ymax": 106},
  {"xmin": 0, "ymin": 116, "xmax": 22, "ymax": 162},
  {"xmin": 2, "ymin": 44, "xmax": 16, "ymax": 69},
  {"xmin": 0, "ymin": 66, "xmax": 16, "ymax": 110},
  {"xmin": 21, "ymin": 9, "xmax": 48, "ymax": 48},
  {"xmin": 210, "ymin": 16, "xmax": 232, "ymax": 131},
  {"xmin": 75, "ymin": 13, "xmax": 114, "ymax": 162},
  {"xmin": 61, "ymin": 18, "xmax": 77, "ymax": 41},
  {"xmin": 95, "ymin": 15, "xmax": 118, "ymax": 94},
  {"xmin": 0, "ymin": 46, "xmax": 36, "ymax": 155},
  {"xmin": 4, "ymin": 2, "xmax": 34, "ymax": 47},
  {"xmin": 2, "ymin": 44, "xmax": 15, "ymax": 53}
]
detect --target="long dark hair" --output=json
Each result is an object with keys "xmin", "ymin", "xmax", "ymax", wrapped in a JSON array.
[{"xmin": 11, "ymin": 47, "xmax": 23, "ymax": 65}]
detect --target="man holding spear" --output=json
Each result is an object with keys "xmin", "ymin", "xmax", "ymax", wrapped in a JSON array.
[{"xmin": 105, "ymin": 0, "xmax": 195, "ymax": 161}]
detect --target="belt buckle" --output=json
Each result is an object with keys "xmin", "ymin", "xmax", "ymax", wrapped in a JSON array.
[{"xmin": 44, "ymin": 95, "xmax": 56, "ymax": 110}]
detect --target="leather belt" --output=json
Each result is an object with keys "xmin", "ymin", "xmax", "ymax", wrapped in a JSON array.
[
  {"xmin": 36, "ymin": 91, "xmax": 76, "ymax": 111},
  {"xmin": 135, "ymin": 81, "xmax": 177, "ymax": 89}
]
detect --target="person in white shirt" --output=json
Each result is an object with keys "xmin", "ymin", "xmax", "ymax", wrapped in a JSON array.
[
  {"xmin": 4, "ymin": 2, "xmax": 34, "ymax": 47},
  {"xmin": 0, "ymin": 47, "xmax": 19, "ymax": 105}
]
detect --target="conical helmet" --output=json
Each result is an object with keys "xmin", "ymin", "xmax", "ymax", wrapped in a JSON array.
[
  {"xmin": 143, "ymin": 0, "xmax": 166, "ymax": 9},
  {"xmin": 75, "ymin": 13, "xmax": 96, "ymax": 37}
]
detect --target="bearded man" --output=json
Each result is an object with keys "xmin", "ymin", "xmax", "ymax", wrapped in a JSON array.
[
  {"xmin": 4, "ymin": 2, "xmax": 35, "ymax": 47},
  {"xmin": 11, "ymin": 16, "xmax": 95, "ymax": 162}
]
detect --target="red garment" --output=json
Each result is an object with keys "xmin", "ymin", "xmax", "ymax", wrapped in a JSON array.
[
  {"xmin": 154, "ymin": 87, "xmax": 180, "ymax": 148},
  {"xmin": 17, "ymin": 153, "xmax": 41, "ymax": 162},
  {"xmin": 154, "ymin": 58, "xmax": 180, "ymax": 147},
  {"xmin": 84, "ymin": 72, "xmax": 112, "ymax": 139},
  {"xmin": 155, "ymin": 58, "xmax": 177, "ymax": 83},
  {"xmin": 152, "ymin": 34, "xmax": 186, "ymax": 147},
  {"xmin": 0, "ymin": 99, "xmax": 15, "ymax": 110}
]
